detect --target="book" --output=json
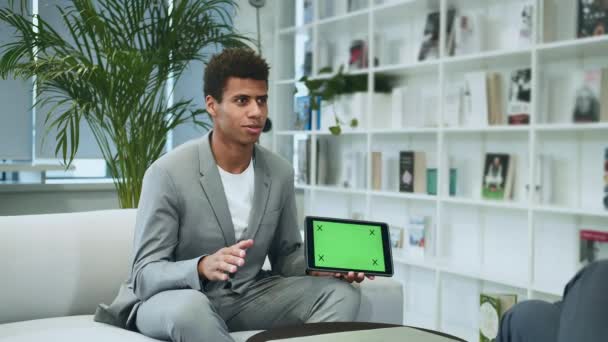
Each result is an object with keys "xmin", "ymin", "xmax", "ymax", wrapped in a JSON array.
[
  {"xmin": 572, "ymin": 69, "xmax": 604, "ymax": 123},
  {"xmin": 463, "ymin": 72, "xmax": 489, "ymax": 127},
  {"xmin": 444, "ymin": 9, "xmax": 458, "ymax": 57},
  {"xmin": 482, "ymin": 153, "xmax": 515, "ymax": 200},
  {"xmin": 383, "ymin": 155, "xmax": 399, "ymax": 192},
  {"xmin": 486, "ymin": 72, "xmax": 503, "ymax": 125},
  {"xmin": 418, "ymin": 11, "xmax": 440, "ymax": 61},
  {"xmin": 449, "ymin": 168, "xmax": 457, "ymax": 196},
  {"xmin": 389, "ymin": 226, "xmax": 404, "ymax": 249},
  {"xmin": 316, "ymin": 138, "xmax": 329, "ymax": 185},
  {"xmin": 507, "ymin": 68, "xmax": 532, "ymax": 125},
  {"xmin": 479, "ymin": 293, "xmax": 518, "ymax": 342},
  {"xmin": 294, "ymin": 96, "xmax": 312, "ymax": 131},
  {"xmin": 349, "ymin": 39, "xmax": 368, "ymax": 70},
  {"xmin": 604, "ymin": 147, "xmax": 608, "ymax": 209},
  {"xmin": 303, "ymin": 39, "xmax": 313, "ymax": 77},
  {"xmin": 580, "ymin": 229, "xmax": 608, "ymax": 266},
  {"xmin": 340, "ymin": 150, "xmax": 366, "ymax": 189},
  {"xmin": 453, "ymin": 11, "xmax": 483, "ymax": 56},
  {"xmin": 444, "ymin": 82, "xmax": 464, "ymax": 127},
  {"xmin": 399, "ymin": 151, "xmax": 427, "ymax": 193},
  {"xmin": 406, "ymin": 216, "xmax": 431, "ymax": 258},
  {"xmin": 530, "ymin": 154, "xmax": 553, "ymax": 204},
  {"xmin": 371, "ymin": 151, "xmax": 382, "ymax": 191},
  {"xmin": 517, "ymin": 4, "xmax": 534, "ymax": 47},
  {"xmin": 427, "ymin": 168, "xmax": 438, "ymax": 196},
  {"xmin": 577, "ymin": 0, "xmax": 608, "ymax": 38},
  {"xmin": 293, "ymin": 135, "xmax": 310, "ymax": 185}
]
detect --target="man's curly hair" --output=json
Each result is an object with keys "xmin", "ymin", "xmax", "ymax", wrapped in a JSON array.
[{"xmin": 204, "ymin": 48, "xmax": 270, "ymax": 103}]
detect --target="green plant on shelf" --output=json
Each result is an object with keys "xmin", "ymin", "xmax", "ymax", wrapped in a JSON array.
[{"xmin": 298, "ymin": 65, "xmax": 394, "ymax": 135}]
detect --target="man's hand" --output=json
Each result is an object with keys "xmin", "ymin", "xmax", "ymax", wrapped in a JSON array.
[
  {"xmin": 198, "ymin": 239, "xmax": 254, "ymax": 281},
  {"xmin": 308, "ymin": 271, "xmax": 375, "ymax": 283}
]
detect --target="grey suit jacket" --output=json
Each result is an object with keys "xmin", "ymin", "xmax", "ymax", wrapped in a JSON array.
[{"xmin": 94, "ymin": 131, "xmax": 306, "ymax": 330}]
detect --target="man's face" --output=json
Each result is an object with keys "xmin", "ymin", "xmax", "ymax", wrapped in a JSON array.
[{"xmin": 206, "ymin": 77, "xmax": 268, "ymax": 146}]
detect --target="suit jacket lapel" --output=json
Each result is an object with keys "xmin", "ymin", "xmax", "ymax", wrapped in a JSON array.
[
  {"xmin": 198, "ymin": 131, "xmax": 236, "ymax": 246},
  {"xmin": 246, "ymin": 144, "xmax": 272, "ymax": 241}
]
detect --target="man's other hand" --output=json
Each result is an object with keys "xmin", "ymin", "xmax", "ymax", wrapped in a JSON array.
[
  {"xmin": 198, "ymin": 239, "xmax": 254, "ymax": 281},
  {"xmin": 309, "ymin": 271, "xmax": 375, "ymax": 283}
]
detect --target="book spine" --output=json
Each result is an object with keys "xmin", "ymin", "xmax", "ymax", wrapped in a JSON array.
[
  {"xmin": 580, "ymin": 229, "xmax": 608, "ymax": 242},
  {"xmin": 399, "ymin": 151, "xmax": 415, "ymax": 192},
  {"xmin": 371, "ymin": 152, "xmax": 382, "ymax": 191},
  {"xmin": 604, "ymin": 147, "xmax": 608, "ymax": 210},
  {"xmin": 414, "ymin": 152, "xmax": 427, "ymax": 193}
]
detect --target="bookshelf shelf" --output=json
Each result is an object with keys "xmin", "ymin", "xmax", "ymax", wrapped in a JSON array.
[
  {"xmin": 442, "ymin": 125, "xmax": 530, "ymax": 133},
  {"xmin": 372, "ymin": 60, "xmax": 440, "ymax": 75},
  {"xmin": 443, "ymin": 48, "xmax": 533, "ymax": 72},
  {"xmin": 278, "ymin": 23, "xmax": 314, "ymax": 36},
  {"xmin": 314, "ymin": 129, "xmax": 368, "ymax": 136},
  {"xmin": 370, "ymin": 190, "xmax": 437, "ymax": 202},
  {"xmin": 368, "ymin": 127, "xmax": 439, "ymax": 134},
  {"xmin": 441, "ymin": 197, "xmax": 529, "ymax": 211},
  {"xmin": 308, "ymin": 68, "xmax": 370, "ymax": 81},
  {"xmin": 393, "ymin": 254, "xmax": 439, "ymax": 271},
  {"xmin": 537, "ymin": 35, "xmax": 608, "ymax": 61},
  {"xmin": 312, "ymin": 185, "xmax": 368, "ymax": 196},
  {"xmin": 533, "ymin": 205, "xmax": 608, "ymax": 218},
  {"xmin": 534, "ymin": 123, "xmax": 608, "ymax": 132},
  {"xmin": 372, "ymin": 0, "xmax": 439, "ymax": 13},
  {"xmin": 531, "ymin": 285, "xmax": 563, "ymax": 297},
  {"xmin": 317, "ymin": 8, "xmax": 370, "ymax": 27},
  {"xmin": 272, "ymin": 0, "xmax": 608, "ymax": 337},
  {"xmin": 393, "ymin": 256, "xmax": 531, "ymax": 291}
]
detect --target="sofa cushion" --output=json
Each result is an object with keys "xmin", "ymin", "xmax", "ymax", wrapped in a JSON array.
[
  {"xmin": 0, "ymin": 315, "xmax": 261, "ymax": 342},
  {"xmin": 0, "ymin": 209, "xmax": 137, "ymax": 324}
]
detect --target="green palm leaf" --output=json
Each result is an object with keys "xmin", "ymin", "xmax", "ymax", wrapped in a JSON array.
[{"xmin": 0, "ymin": 0, "xmax": 252, "ymax": 208}]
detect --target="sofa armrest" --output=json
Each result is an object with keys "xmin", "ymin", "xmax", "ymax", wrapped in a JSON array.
[{"xmin": 354, "ymin": 277, "xmax": 404, "ymax": 324}]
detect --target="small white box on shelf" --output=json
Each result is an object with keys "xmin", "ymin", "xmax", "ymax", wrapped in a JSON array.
[
  {"xmin": 370, "ymin": 93, "xmax": 393, "ymax": 130},
  {"xmin": 444, "ymin": 82, "xmax": 463, "ymax": 127},
  {"xmin": 462, "ymin": 71, "xmax": 489, "ymax": 127},
  {"xmin": 391, "ymin": 87, "xmax": 405, "ymax": 129},
  {"xmin": 452, "ymin": 10, "xmax": 484, "ymax": 56},
  {"xmin": 339, "ymin": 150, "xmax": 366, "ymax": 189},
  {"xmin": 401, "ymin": 86, "xmax": 439, "ymax": 128},
  {"xmin": 382, "ymin": 153, "xmax": 399, "ymax": 192}
]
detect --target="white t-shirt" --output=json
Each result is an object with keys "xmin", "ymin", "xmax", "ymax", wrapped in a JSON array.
[{"xmin": 217, "ymin": 159, "xmax": 255, "ymax": 241}]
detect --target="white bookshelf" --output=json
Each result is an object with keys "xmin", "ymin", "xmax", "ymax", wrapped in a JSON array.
[{"xmin": 271, "ymin": 1, "xmax": 608, "ymax": 340}]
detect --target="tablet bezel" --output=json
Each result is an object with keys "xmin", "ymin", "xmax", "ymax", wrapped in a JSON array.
[{"xmin": 305, "ymin": 216, "xmax": 394, "ymax": 277}]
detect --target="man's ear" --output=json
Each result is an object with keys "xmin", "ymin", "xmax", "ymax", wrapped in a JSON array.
[{"xmin": 205, "ymin": 95, "xmax": 217, "ymax": 118}]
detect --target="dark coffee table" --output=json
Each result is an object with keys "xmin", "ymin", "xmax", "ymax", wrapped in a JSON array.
[{"xmin": 246, "ymin": 322, "xmax": 466, "ymax": 341}]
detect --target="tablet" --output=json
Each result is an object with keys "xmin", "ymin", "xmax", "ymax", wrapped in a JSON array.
[{"xmin": 305, "ymin": 216, "xmax": 394, "ymax": 277}]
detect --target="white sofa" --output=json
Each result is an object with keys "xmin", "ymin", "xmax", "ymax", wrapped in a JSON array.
[{"xmin": 0, "ymin": 209, "xmax": 403, "ymax": 341}]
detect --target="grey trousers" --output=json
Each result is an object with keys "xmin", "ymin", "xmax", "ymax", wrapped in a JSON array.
[
  {"xmin": 135, "ymin": 275, "xmax": 361, "ymax": 342},
  {"xmin": 498, "ymin": 260, "xmax": 608, "ymax": 342}
]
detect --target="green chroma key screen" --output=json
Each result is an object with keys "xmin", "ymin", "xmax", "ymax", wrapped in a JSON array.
[{"xmin": 312, "ymin": 219, "xmax": 386, "ymax": 272}]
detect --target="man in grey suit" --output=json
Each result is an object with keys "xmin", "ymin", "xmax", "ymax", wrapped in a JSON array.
[
  {"xmin": 94, "ymin": 48, "xmax": 370, "ymax": 342},
  {"xmin": 497, "ymin": 260, "xmax": 608, "ymax": 342}
]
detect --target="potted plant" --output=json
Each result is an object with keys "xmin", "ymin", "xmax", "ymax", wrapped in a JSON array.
[
  {"xmin": 0, "ymin": 0, "xmax": 251, "ymax": 208},
  {"xmin": 299, "ymin": 66, "xmax": 393, "ymax": 135}
]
